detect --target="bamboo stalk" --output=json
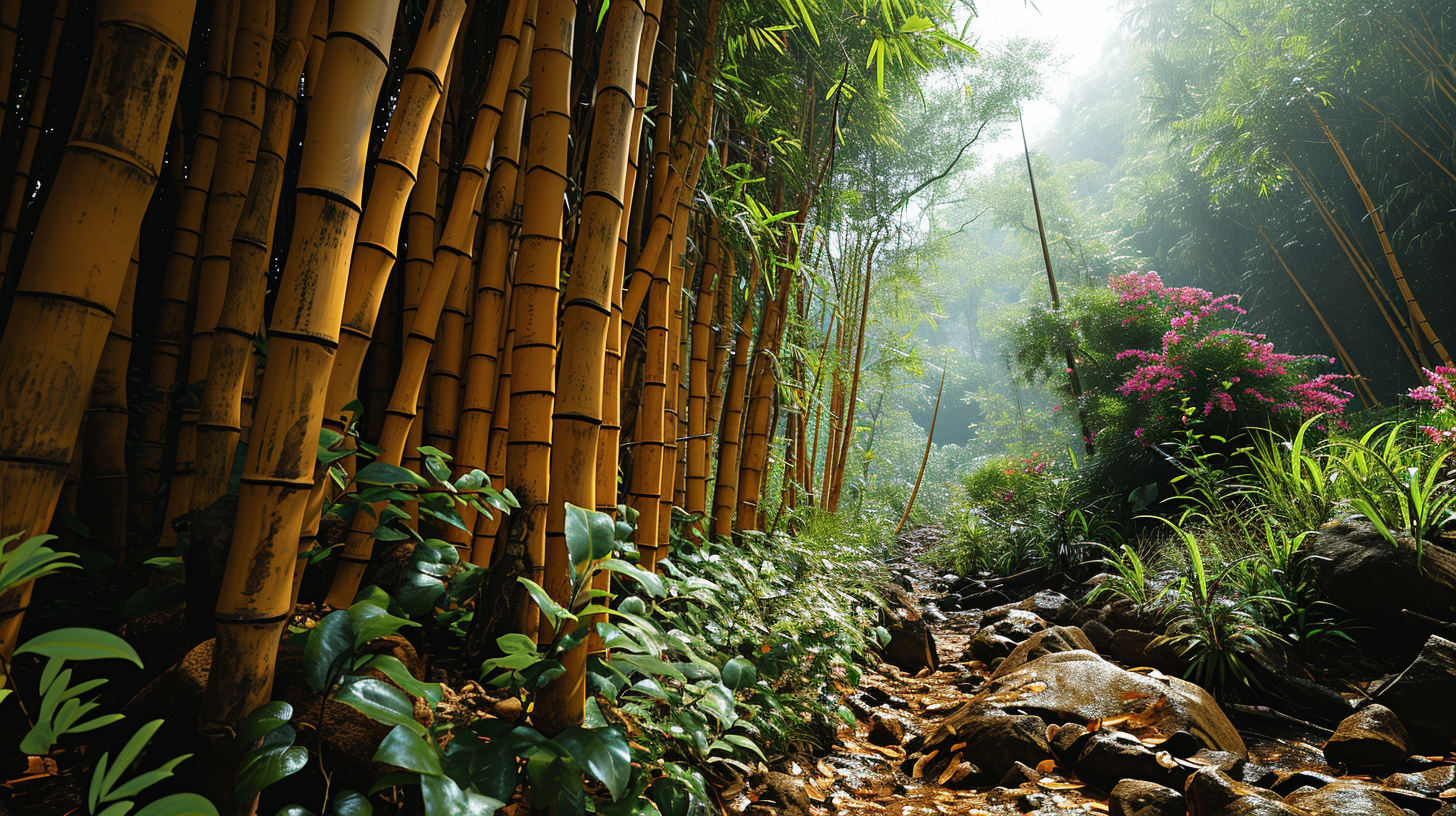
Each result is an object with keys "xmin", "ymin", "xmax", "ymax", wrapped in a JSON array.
[{"xmin": 895, "ymin": 368, "xmax": 946, "ymax": 537}]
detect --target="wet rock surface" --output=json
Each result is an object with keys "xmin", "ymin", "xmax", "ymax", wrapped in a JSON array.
[{"xmin": 1324, "ymin": 704, "xmax": 1415, "ymax": 769}]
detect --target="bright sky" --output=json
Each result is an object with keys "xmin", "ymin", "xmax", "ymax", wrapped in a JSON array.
[{"xmin": 970, "ymin": 0, "xmax": 1123, "ymax": 160}]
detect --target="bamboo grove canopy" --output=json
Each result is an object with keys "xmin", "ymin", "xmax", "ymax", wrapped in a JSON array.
[{"xmin": 0, "ymin": 0, "xmax": 976, "ymax": 739}]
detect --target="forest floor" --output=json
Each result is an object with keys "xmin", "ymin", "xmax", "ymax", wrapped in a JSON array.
[{"xmin": 742, "ymin": 526, "xmax": 1456, "ymax": 816}]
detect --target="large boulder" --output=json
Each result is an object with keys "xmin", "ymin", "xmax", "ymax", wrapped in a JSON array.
[
  {"xmin": 1305, "ymin": 519, "xmax": 1456, "ymax": 643},
  {"xmin": 930, "ymin": 651, "xmax": 1245, "ymax": 757},
  {"xmin": 1374, "ymin": 635, "xmax": 1456, "ymax": 752},
  {"xmin": 1323, "ymin": 704, "xmax": 1414, "ymax": 769},
  {"xmin": 991, "ymin": 625, "xmax": 1097, "ymax": 678}
]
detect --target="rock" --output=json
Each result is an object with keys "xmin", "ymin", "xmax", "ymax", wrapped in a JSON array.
[
  {"xmin": 879, "ymin": 587, "xmax": 940, "ymax": 673},
  {"xmin": 950, "ymin": 576, "xmax": 987, "ymax": 595},
  {"xmin": 984, "ymin": 591, "xmax": 1077, "ymax": 626},
  {"xmin": 1385, "ymin": 766, "xmax": 1456, "ymax": 798},
  {"xmin": 1110, "ymin": 629, "xmax": 1193, "ymax": 676},
  {"xmin": 967, "ymin": 631, "xmax": 1023, "ymax": 663},
  {"xmin": 1375, "ymin": 635, "xmax": 1456, "ymax": 752},
  {"xmin": 867, "ymin": 712, "xmax": 905, "ymax": 746},
  {"xmin": 908, "ymin": 713, "xmax": 1053, "ymax": 779},
  {"xmin": 1324, "ymin": 704, "xmax": 1415, "ymax": 768},
  {"xmin": 1283, "ymin": 780, "xmax": 1408, "ymax": 816},
  {"xmin": 1188, "ymin": 750, "xmax": 1274, "ymax": 788},
  {"xmin": 492, "ymin": 696, "xmax": 524, "ymax": 722},
  {"xmin": 937, "ymin": 650, "xmax": 1245, "ymax": 757},
  {"xmin": 1184, "ymin": 767, "xmax": 1304, "ymax": 816},
  {"xmin": 1075, "ymin": 729, "xmax": 1179, "ymax": 790},
  {"xmin": 991, "ymin": 626, "xmax": 1098, "ymax": 679},
  {"xmin": 1110, "ymin": 779, "xmax": 1186, "ymax": 816},
  {"xmin": 761, "ymin": 772, "xmax": 811, "ymax": 816},
  {"xmin": 1082, "ymin": 619, "xmax": 1117, "ymax": 653},
  {"xmin": 1271, "ymin": 771, "xmax": 1339, "ymax": 797},
  {"xmin": 1049, "ymin": 722, "xmax": 1094, "ymax": 764},
  {"xmin": 1306, "ymin": 518, "xmax": 1456, "ymax": 645}
]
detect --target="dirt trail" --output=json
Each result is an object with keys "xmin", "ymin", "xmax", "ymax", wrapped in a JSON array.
[{"xmin": 761, "ymin": 530, "xmax": 1356, "ymax": 816}]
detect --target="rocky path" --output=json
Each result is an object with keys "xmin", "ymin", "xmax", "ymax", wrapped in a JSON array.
[{"xmin": 742, "ymin": 529, "xmax": 1456, "ymax": 816}]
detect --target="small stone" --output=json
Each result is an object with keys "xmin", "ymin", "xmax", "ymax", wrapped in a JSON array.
[
  {"xmin": 867, "ymin": 712, "xmax": 905, "ymax": 746},
  {"xmin": 1109, "ymin": 779, "xmax": 1186, "ymax": 816},
  {"xmin": 492, "ymin": 696, "xmax": 524, "ymax": 722},
  {"xmin": 1324, "ymin": 704, "xmax": 1416, "ymax": 768},
  {"xmin": 1075, "ymin": 729, "xmax": 1178, "ymax": 790}
]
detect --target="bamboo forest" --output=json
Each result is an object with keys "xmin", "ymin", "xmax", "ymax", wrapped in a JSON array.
[{"xmin": 4, "ymin": 0, "xmax": 1456, "ymax": 813}]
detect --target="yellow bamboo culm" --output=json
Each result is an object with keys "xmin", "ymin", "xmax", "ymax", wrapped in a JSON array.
[
  {"xmin": 711, "ymin": 254, "xmax": 760, "ymax": 536},
  {"xmin": 161, "ymin": 0, "xmax": 277, "ymax": 543},
  {"xmin": 0, "ymin": 0, "xmax": 69, "ymax": 288},
  {"xmin": 129, "ymin": 0, "xmax": 237, "ymax": 535},
  {"xmin": 685, "ymin": 222, "xmax": 721, "ymax": 522},
  {"xmin": 0, "ymin": 0, "xmax": 196, "ymax": 664},
  {"xmin": 455, "ymin": 0, "xmax": 539, "ymax": 562},
  {"xmin": 81, "ymin": 241, "xmax": 141, "ymax": 561},
  {"xmin": 323, "ymin": 0, "xmax": 526, "ymax": 608},
  {"xmin": 201, "ymin": 0, "xmax": 400, "ymax": 729},
  {"xmin": 501, "ymin": 0, "xmax": 577, "ymax": 641},
  {"xmin": 537, "ymin": 0, "xmax": 648, "ymax": 731},
  {"xmin": 189, "ymin": 0, "xmax": 281, "ymax": 514}
]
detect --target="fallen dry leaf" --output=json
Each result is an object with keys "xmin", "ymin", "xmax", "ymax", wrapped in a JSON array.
[{"xmin": 1036, "ymin": 759, "xmax": 1059, "ymax": 774}]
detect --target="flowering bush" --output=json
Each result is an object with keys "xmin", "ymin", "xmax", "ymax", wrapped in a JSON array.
[
  {"xmin": 1409, "ymin": 366, "xmax": 1456, "ymax": 448},
  {"xmin": 1007, "ymin": 271, "xmax": 1352, "ymax": 495}
]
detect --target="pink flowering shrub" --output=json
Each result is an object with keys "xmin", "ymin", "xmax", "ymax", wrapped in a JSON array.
[
  {"xmin": 1408, "ymin": 366, "xmax": 1456, "ymax": 448},
  {"xmin": 1008, "ymin": 271, "xmax": 1352, "ymax": 463}
]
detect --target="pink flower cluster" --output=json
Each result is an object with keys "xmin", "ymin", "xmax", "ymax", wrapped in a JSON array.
[
  {"xmin": 1409, "ymin": 366, "xmax": 1456, "ymax": 447},
  {"xmin": 1106, "ymin": 271, "xmax": 1351, "ymax": 418}
]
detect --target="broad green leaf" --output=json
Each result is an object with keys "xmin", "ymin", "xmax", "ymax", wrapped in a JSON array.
[
  {"xmin": 236, "ymin": 735, "xmax": 306, "ymax": 805},
  {"xmin": 360, "ymin": 654, "xmax": 443, "ymax": 705},
  {"xmin": 421, "ymin": 774, "xmax": 502, "ymax": 816},
  {"xmin": 355, "ymin": 463, "xmax": 429, "ymax": 488},
  {"xmin": 348, "ymin": 602, "xmax": 419, "ymax": 649},
  {"xmin": 303, "ymin": 610, "xmax": 354, "ymax": 693},
  {"xmin": 237, "ymin": 701, "xmax": 294, "ymax": 745},
  {"xmin": 517, "ymin": 577, "xmax": 575, "ymax": 629},
  {"xmin": 334, "ymin": 678, "xmax": 426, "ymax": 735},
  {"xmin": 721, "ymin": 657, "xmax": 757, "ymax": 689},
  {"xmin": 553, "ymin": 726, "xmax": 631, "ymax": 801},
  {"xmin": 334, "ymin": 790, "xmax": 373, "ymax": 816},
  {"xmin": 15, "ymin": 628, "xmax": 143, "ymax": 667},
  {"xmin": 498, "ymin": 633, "xmax": 539, "ymax": 655},
  {"xmin": 373, "ymin": 724, "xmax": 443, "ymax": 776},
  {"xmin": 133, "ymin": 793, "xmax": 220, "ymax": 816},
  {"xmin": 600, "ymin": 559, "xmax": 666, "ymax": 598}
]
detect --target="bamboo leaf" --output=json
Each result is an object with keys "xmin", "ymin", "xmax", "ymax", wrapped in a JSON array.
[{"xmin": 15, "ymin": 628, "xmax": 143, "ymax": 667}]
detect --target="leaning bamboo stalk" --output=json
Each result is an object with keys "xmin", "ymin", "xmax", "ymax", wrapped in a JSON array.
[
  {"xmin": 81, "ymin": 241, "xmax": 141, "ymax": 562},
  {"xmin": 0, "ymin": 0, "xmax": 69, "ymax": 288},
  {"xmin": 129, "ymin": 0, "xmax": 237, "ymax": 536},
  {"xmin": 500, "ymin": 0, "xmax": 576, "ymax": 635},
  {"xmin": 473, "ymin": 309, "xmax": 517, "ymax": 566},
  {"xmin": 1287, "ymin": 156, "xmax": 1423, "ymax": 374},
  {"xmin": 537, "ymin": 0, "xmax": 648, "ymax": 730},
  {"xmin": 161, "ymin": 0, "xmax": 277, "ymax": 541},
  {"xmin": 190, "ymin": 0, "xmax": 292, "ymax": 514},
  {"xmin": 711, "ymin": 254, "xmax": 762, "ymax": 536},
  {"xmin": 827, "ymin": 240, "xmax": 877, "ymax": 511},
  {"xmin": 1257, "ymin": 228, "xmax": 1377, "ymax": 408},
  {"xmin": 1310, "ymin": 106, "xmax": 1451, "ymax": 366},
  {"xmin": 201, "ymin": 0, "xmax": 399, "ymax": 729},
  {"xmin": 460, "ymin": 0, "xmax": 538, "ymax": 563},
  {"xmin": 423, "ymin": 206, "xmax": 480, "ymax": 459},
  {"xmin": 738, "ymin": 260, "xmax": 795, "ymax": 528},
  {"xmin": 894, "ymin": 367, "xmax": 946, "ymax": 537},
  {"xmin": 685, "ymin": 221, "xmax": 721, "ymax": 520},
  {"xmin": 594, "ymin": 0, "xmax": 662, "ymax": 526},
  {"xmin": 322, "ymin": 0, "xmax": 524, "ymax": 608},
  {"xmin": 0, "ymin": 0, "xmax": 196, "ymax": 665},
  {"xmin": 323, "ymin": 0, "xmax": 488, "ymax": 453}
]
